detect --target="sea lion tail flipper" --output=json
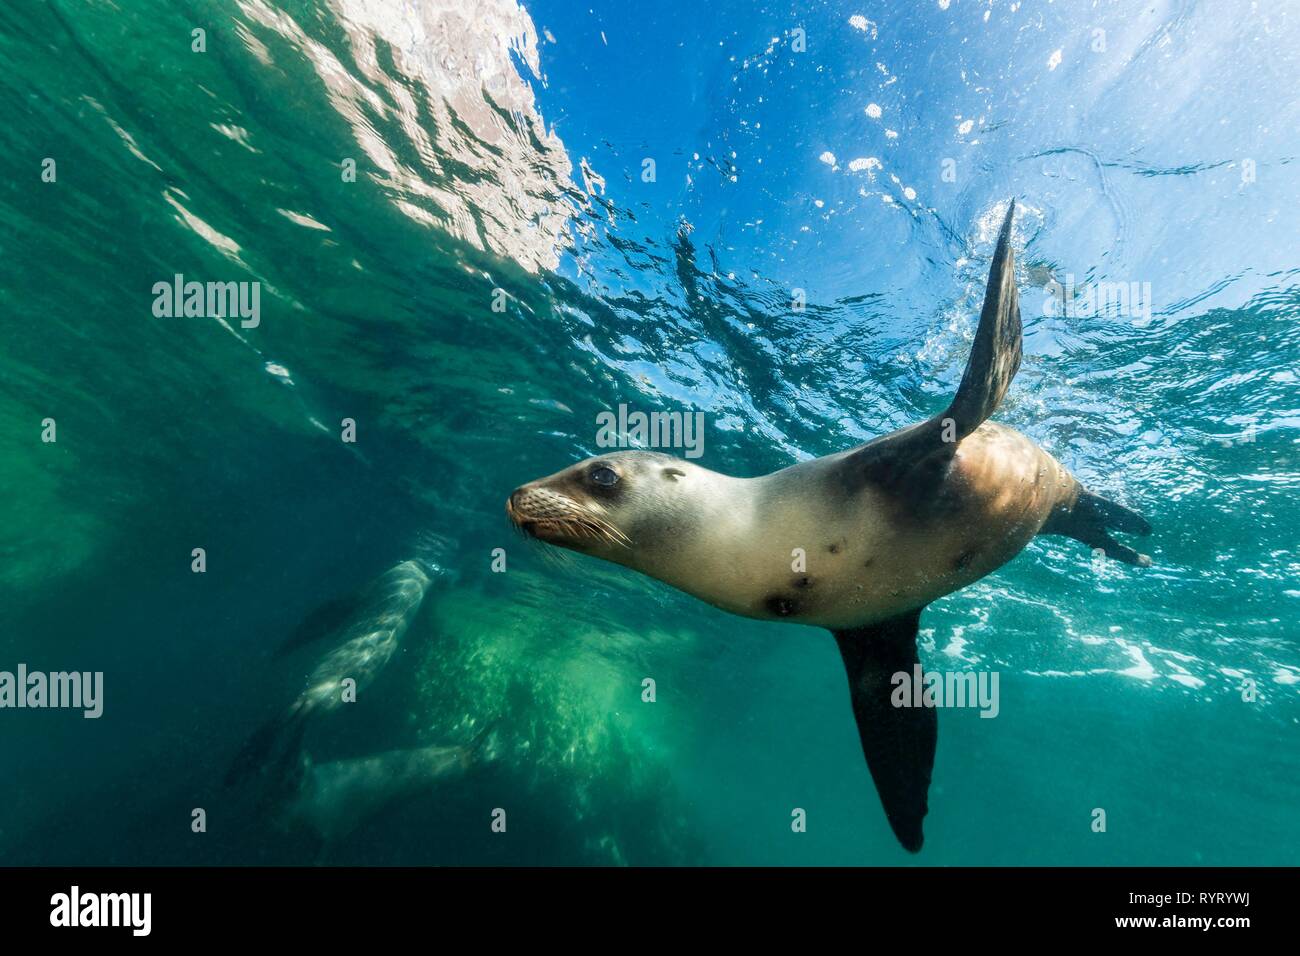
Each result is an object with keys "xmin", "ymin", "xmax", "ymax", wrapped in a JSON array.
[
  {"xmin": 1041, "ymin": 489, "xmax": 1153, "ymax": 567},
  {"xmin": 832, "ymin": 608, "xmax": 935, "ymax": 853}
]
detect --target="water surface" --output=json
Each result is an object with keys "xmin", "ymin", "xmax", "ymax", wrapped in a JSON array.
[{"xmin": 1, "ymin": 0, "xmax": 1297, "ymax": 865}]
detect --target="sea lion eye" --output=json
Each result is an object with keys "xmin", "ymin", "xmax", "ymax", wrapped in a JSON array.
[{"xmin": 590, "ymin": 465, "xmax": 619, "ymax": 487}]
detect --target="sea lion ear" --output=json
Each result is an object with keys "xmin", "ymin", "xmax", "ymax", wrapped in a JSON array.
[
  {"xmin": 661, "ymin": 467, "xmax": 685, "ymax": 481},
  {"xmin": 842, "ymin": 199, "xmax": 1021, "ymax": 496}
]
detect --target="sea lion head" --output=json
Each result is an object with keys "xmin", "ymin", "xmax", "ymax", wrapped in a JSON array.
[{"xmin": 507, "ymin": 451, "xmax": 705, "ymax": 564}]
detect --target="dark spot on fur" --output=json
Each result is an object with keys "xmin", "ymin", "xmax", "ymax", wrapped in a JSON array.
[
  {"xmin": 827, "ymin": 542, "xmax": 840, "ymax": 554},
  {"xmin": 765, "ymin": 594, "xmax": 798, "ymax": 617},
  {"xmin": 954, "ymin": 549, "xmax": 976, "ymax": 571},
  {"xmin": 794, "ymin": 576, "xmax": 813, "ymax": 589},
  {"xmin": 863, "ymin": 557, "xmax": 874, "ymax": 569}
]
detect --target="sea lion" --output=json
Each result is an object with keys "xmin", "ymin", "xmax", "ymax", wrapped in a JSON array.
[
  {"xmin": 225, "ymin": 549, "xmax": 453, "ymax": 788},
  {"xmin": 278, "ymin": 724, "xmax": 498, "ymax": 852},
  {"xmin": 506, "ymin": 202, "xmax": 1152, "ymax": 852}
]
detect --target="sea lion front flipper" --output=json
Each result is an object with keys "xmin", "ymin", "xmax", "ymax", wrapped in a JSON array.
[
  {"xmin": 844, "ymin": 200, "xmax": 1021, "ymax": 493},
  {"xmin": 942, "ymin": 198, "xmax": 1022, "ymax": 439},
  {"xmin": 274, "ymin": 587, "xmax": 371, "ymax": 659},
  {"xmin": 831, "ymin": 607, "xmax": 935, "ymax": 853}
]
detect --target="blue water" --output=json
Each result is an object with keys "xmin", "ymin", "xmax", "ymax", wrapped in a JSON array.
[{"xmin": 0, "ymin": 0, "xmax": 1297, "ymax": 865}]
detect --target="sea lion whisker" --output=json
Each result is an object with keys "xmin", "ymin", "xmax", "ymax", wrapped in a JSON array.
[
  {"xmin": 578, "ymin": 509, "xmax": 630, "ymax": 548},
  {"xmin": 537, "ymin": 544, "xmax": 573, "ymax": 569}
]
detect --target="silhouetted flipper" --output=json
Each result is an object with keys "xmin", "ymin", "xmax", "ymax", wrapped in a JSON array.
[
  {"xmin": 274, "ymin": 588, "xmax": 370, "ymax": 659},
  {"xmin": 832, "ymin": 609, "xmax": 934, "ymax": 853}
]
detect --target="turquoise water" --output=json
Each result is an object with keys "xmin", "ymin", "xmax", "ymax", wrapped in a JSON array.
[{"xmin": 1, "ymin": 0, "xmax": 1297, "ymax": 865}]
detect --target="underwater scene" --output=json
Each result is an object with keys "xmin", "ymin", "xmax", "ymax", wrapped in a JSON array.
[{"xmin": 1, "ymin": 0, "xmax": 1297, "ymax": 867}]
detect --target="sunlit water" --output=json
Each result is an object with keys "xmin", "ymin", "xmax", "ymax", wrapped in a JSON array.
[{"xmin": 1, "ymin": 0, "xmax": 1297, "ymax": 865}]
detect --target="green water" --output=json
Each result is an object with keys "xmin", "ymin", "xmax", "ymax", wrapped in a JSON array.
[{"xmin": 1, "ymin": 0, "xmax": 1297, "ymax": 865}]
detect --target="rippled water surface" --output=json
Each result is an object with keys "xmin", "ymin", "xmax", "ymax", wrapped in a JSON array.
[{"xmin": 1, "ymin": 0, "xmax": 1297, "ymax": 865}]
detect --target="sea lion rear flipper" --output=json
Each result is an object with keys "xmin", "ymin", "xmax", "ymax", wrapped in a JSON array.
[
  {"xmin": 1041, "ymin": 488, "xmax": 1153, "ymax": 566},
  {"xmin": 832, "ymin": 608, "xmax": 935, "ymax": 853},
  {"xmin": 845, "ymin": 200, "xmax": 1021, "ymax": 491},
  {"xmin": 274, "ymin": 590, "xmax": 369, "ymax": 659}
]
